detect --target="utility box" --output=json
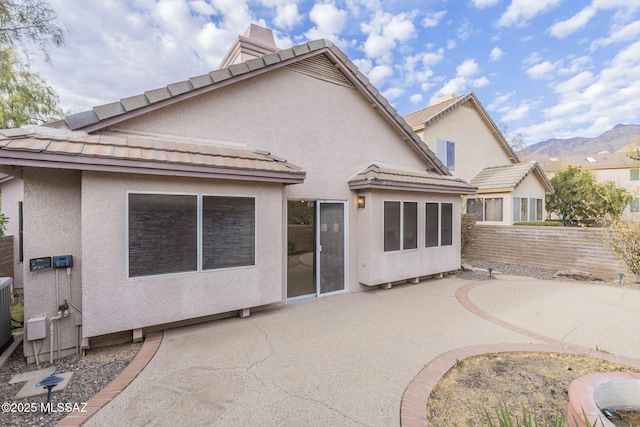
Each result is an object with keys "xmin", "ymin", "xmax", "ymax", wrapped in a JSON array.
[{"xmin": 26, "ymin": 316, "xmax": 47, "ymax": 341}]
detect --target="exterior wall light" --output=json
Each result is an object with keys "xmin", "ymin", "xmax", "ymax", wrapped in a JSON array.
[{"xmin": 357, "ymin": 196, "xmax": 366, "ymax": 209}]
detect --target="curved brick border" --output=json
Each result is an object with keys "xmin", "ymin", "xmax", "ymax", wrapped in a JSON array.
[
  {"xmin": 400, "ymin": 281, "xmax": 640, "ymax": 427},
  {"xmin": 55, "ymin": 332, "xmax": 163, "ymax": 427}
]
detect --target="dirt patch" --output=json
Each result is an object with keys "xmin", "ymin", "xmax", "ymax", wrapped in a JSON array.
[{"xmin": 427, "ymin": 352, "xmax": 640, "ymax": 426}]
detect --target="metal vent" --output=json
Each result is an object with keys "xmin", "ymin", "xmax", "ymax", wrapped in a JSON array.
[{"xmin": 286, "ymin": 56, "xmax": 354, "ymax": 88}]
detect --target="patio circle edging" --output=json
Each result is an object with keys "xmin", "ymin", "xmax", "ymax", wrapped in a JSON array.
[
  {"xmin": 400, "ymin": 280, "xmax": 640, "ymax": 427},
  {"xmin": 55, "ymin": 331, "xmax": 163, "ymax": 427}
]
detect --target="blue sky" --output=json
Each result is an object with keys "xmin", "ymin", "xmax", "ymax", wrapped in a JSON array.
[{"xmin": 28, "ymin": 0, "xmax": 640, "ymax": 146}]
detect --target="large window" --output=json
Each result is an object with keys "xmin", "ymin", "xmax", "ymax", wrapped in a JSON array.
[
  {"xmin": 513, "ymin": 197, "xmax": 543, "ymax": 222},
  {"xmin": 384, "ymin": 201, "xmax": 418, "ymax": 252},
  {"xmin": 426, "ymin": 202, "xmax": 453, "ymax": 247},
  {"xmin": 466, "ymin": 198, "xmax": 503, "ymax": 222},
  {"xmin": 436, "ymin": 139, "xmax": 455, "ymax": 171},
  {"xmin": 128, "ymin": 193, "xmax": 255, "ymax": 278}
]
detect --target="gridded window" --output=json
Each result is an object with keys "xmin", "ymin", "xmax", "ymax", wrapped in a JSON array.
[
  {"xmin": 466, "ymin": 198, "xmax": 483, "ymax": 221},
  {"xmin": 536, "ymin": 199, "xmax": 543, "ymax": 221},
  {"xmin": 384, "ymin": 201, "xmax": 418, "ymax": 252},
  {"xmin": 631, "ymin": 197, "xmax": 640, "ymax": 213},
  {"xmin": 631, "ymin": 169, "xmax": 639, "ymax": 181},
  {"xmin": 426, "ymin": 202, "xmax": 453, "ymax": 247},
  {"xmin": 128, "ymin": 193, "xmax": 256, "ymax": 278}
]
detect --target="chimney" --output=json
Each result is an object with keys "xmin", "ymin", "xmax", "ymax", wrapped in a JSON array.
[{"xmin": 218, "ymin": 24, "xmax": 279, "ymax": 69}]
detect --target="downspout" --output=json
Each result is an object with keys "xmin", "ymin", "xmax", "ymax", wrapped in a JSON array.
[{"xmin": 49, "ymin": 314, "xmax": 62, "ymax": 364}]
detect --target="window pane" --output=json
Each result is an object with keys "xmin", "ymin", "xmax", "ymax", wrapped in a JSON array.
[
  {"xmin": 529, "ymin": 198, "xmax": 537, "ymax": 221},
  {"xmin": 403, "ymin": 202, "xmax": 418, "ymax": 250},
  {"xmin": 128, "ymin": 194, "xmax": 198, "ymax": 277},
  {"xmin": 425, "ymin": 203, "xmax": 439, "ymax": 247},
  {"xmin": 436, "ymin": 139, "xmax": 446, "ymax": 164},
  {"xmin": 467, "ymin": 198, "xmax": 484, "ymax": 221},
  {"xmin": 384, "ymin": 201, "xmax": 401, "ymax": 252},
  {"xmin": 203, "ymin": 196, "xmax": 255, "ymax": 269},
  {"xmin": 485, "ymin": 198, "xmax": 503, "ymax": 221},
  {"xmin": 536, "ymin": 199, "xmax": 543, "ymax": 221},
  {"xmin": 631, "ymin": 169, "xmax": 639, "ymax": 181},
  {"xmin": 513, "ymin": 197, "xmax": 521, "ymax": 222},
  {"xmin": 446, "ymin": 141, "xmax": 455, "ymax": 170},
  {"xmin": 520, "ymin": 198, "xmax": 528, "ymax": 222},
  {"xmin": 631, "ymin": 198, "xmax": 640, "ymax": 213},
  {"xmin": 441, "ymin": 203, "xmax": 453, "ymax": 246}
]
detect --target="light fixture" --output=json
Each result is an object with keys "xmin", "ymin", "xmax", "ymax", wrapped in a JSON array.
[{"xmin": 357, "ymin": 195, "xmax": 365, "ymax": 209}]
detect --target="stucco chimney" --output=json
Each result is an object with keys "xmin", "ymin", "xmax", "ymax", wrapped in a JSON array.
[
  {"xmin": 429, "ymin": 94, "xmax": 458, "ymax": 106},
  {"xmin": 218, "ymin": 24, "xmax": 279, "ymax": 69}
]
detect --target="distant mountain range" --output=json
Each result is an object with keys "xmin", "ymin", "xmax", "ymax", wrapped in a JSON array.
[{"xmin": 524, "ymin": 124, "xmax": 640, "ymax": 156}]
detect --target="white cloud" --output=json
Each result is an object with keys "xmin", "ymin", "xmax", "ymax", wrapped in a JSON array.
[
  {"xmin": 360, "ymin": 10, "xmax": 416, "ymax": 62},
  {"xmin": 557, "ymin": 56, "xmax": 591, "ymax": 75},
  {"xmin": 382, "ymin": 86, "xmax": 404, "ymax": 101},
  {"xmin": 273, "ymin": 3, "xmax": 302, "ymax": 30},
  {"xmin": 432, "ymin": 76, "xmax": 467, "ymax": 99},
  {"xmin": 498, "ymin": 0, "xmax": 562, "ymax": 28},
  {"xmin": 409, "ymin": 94, "xmax": 423, "ymax": 104},
  {"xmin": 501, "ymin": 102, "xmax": 532, "ymax": 122},
  {"xmin": 473, "ymin": 77, "xmax": 489, "ymax": 87},
  {"xmin": 422, "ymin": 10, "xmax": 446, "ymax": 28},
  {"xmin": 591, "ymin": 20, "xmax": 640, "ymax": 49},
  {"xmin": 368, "ymin": 64, "xmax": 394, "ymax": 87},
  {"xmin": 471, "ymin": 0, "xmax": 501, "ymax": 8},
  {"xmin": 456, "ymin": 58, "xmax": 479, "ymax": 77},
  {"xmin": 490, "ymin": 47, "xmax": 504, "ymax": 61},
  {"xmin": 548, "ymin": 6, "xmax": 596, "ymax": 38},
  {"xmin": 305, "ymin": 2, "xmax": 348, "ymax": 41},
  {"xmin": 551, "ymin": 71, "xmax": 595, "ymax": 94},
  {"xmin": 526, "ymin": 61, "xmax": 556, "ymax": 79}
]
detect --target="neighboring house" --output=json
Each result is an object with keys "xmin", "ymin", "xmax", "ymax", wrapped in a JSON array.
[
  {"xmin": 404, "ymin": 93, "xmax": 552, "ymax": 224},
  {"xmin": 525, "ymin": 152, "xmax": 640, "ymax": 220},
  {"xmin": 0, "ymin": 25, "xmax": 475, "ymax": 362}
]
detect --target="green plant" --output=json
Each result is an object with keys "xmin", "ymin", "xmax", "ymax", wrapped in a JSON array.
[
  {"xmin": 10, "ymin": 295, "xmax": 23, "ymax": 332},
  {"xmin": 480, "ymin": 404, "xmax": 604, "ymax": 427},
  {"xmin": 0, "ymin": 213, "xmax": 8, "ymax": 240}
]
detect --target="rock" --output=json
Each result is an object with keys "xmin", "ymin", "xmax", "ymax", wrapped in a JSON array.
[
  {"xmin": 553, "ymin": 269, "xmax": 602, "ymax": 281},
  {"xmin": 461, "ymin": 263, "xmax": 473, "ymax": 272}
]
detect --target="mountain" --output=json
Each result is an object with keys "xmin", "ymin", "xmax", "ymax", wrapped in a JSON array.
[{"xmin": 524, "ymin": 124, "xmax": 640, "ymax": 156}]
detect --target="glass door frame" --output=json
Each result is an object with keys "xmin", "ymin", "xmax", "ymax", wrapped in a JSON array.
[{"xmin": 316, "ymin": 200, "xmax": 348, "ymax": 297}]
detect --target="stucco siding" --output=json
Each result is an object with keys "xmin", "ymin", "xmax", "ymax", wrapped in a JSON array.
[
  {"xmin": 357, "ymin": 191, "xmax": 462, "ymax": 285},
  {"xmin": 22, "ymin": 168, "xmax": 82, "ymax": 360},
  {"xmin": 421, "ymin": 104, "xmax": 515, "ymax": 182},
  {"xmin": 81, "ymin": 172, "xmax": 284, "ymax": 338},
  {"xmin": 1, "ymin": 177, "xmax": 23, "ymax": 291}
]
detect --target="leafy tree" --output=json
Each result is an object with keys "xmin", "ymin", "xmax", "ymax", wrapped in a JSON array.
[
  {"xmin": 0, "ymin": 44, "xmax": 64, "ymax": 128},
  {"xmin": 0, "ymin": 0, "xmax": 65, "ymax": 62},
  {"xmin": 546, "ymin": 166, "xmax": 630, "ymax": 225}
]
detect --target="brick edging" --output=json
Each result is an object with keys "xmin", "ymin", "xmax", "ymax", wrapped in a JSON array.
[
  {"xmin": 55, "ymin": 332, "xmax": 163, "ymax": 427},
  {"xmin": 400, "ymin": 281, "xmax": 640, "ymax": 427}
]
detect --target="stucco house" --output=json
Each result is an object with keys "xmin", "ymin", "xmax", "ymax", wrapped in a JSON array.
[
  {"xmin": 525, "ymin": 152, "xmax": 640, "ymax": 220},
  {"xmin": 0, "ymin": 25, "xmax": 475, "ymax": 362},
  {"xmin": 404, "ymin": 93, "xmax": 552, "ymax": 224}
]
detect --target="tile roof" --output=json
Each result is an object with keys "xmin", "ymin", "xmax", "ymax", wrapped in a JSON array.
[
  {"xmin": 470, "ymin": 162, "xmax": 552, "ymax": 193},
  {"xmin": 523, "ymin": 153, "xmax": 640, "ymax": 173},
  {"xmin": 0, "ymin": 127, "xmax": 305, "ymax": 184},
  {"xmin": 402, "ymin": 92, "xmax": 520, "ymax": 165},
  {"xmin": 61, "ymin": 37, "xmax": 449, "ymax": 176},
  {"xmin": 348, "ymin": 163, "xmax": 477, "ymax": 194}
]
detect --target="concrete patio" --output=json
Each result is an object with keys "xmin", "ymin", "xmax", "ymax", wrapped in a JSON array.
[{"xmin": 72, "ymin": 277, "xmax": 640, "ymax": 426}]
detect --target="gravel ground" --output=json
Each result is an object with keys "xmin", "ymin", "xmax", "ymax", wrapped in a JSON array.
[{"xmin": 0, "ymin": 340, "xmax": 141, "ymax": 427}]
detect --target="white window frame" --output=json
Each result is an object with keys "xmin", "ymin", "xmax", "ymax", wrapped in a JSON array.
[
  {"xmin": 126, "ymin": 191, "xmax": 257, "ymax": 279},
  {"xmin": 436, "ymin": 139, "xmax": 456, "ymax": 171}
]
